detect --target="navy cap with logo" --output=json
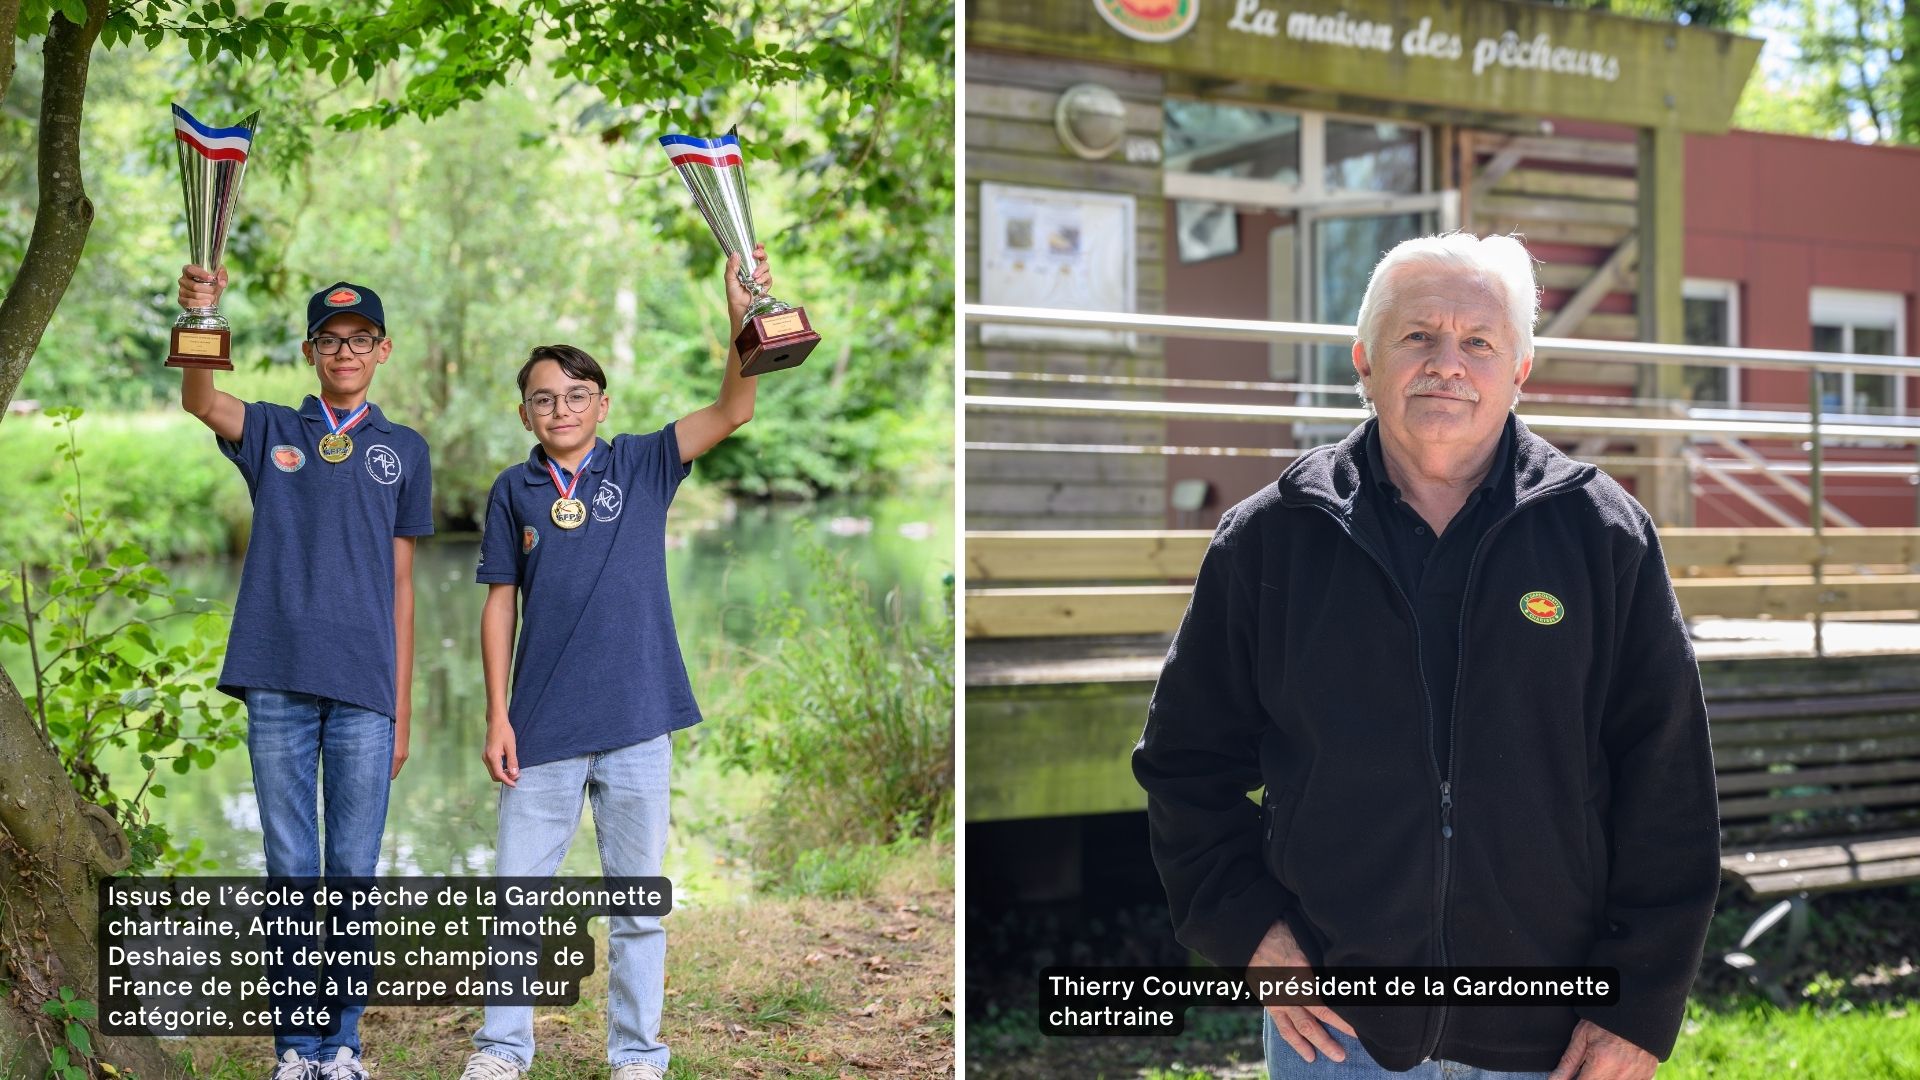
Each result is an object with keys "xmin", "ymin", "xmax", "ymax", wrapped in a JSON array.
[{"xmin": 306, "ymin": 281, "xmax": 386, "ymax": 338}]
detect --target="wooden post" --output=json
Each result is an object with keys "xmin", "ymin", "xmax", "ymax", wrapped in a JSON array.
[
  {"xmin": 1809, "ymin": 372, "xmax": 1825, "ymax": 658},
  {"xmin": 1637, "ymin": 123, "xmax": 1692, "ymax": 528}
]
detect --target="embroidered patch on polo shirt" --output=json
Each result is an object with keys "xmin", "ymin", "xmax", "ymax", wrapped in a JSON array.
[
  {"xmin": 271, "ymin": 445, "xmax": 306, "ymax": 472},
  {"xmin": 1520, "ymin": 591, "xmax": 1565, "ymax": 625},
  {"xmin": 592, "ymin": 481, "xmax": 624, "ymax": 523},
  {"xmin": 522, "ymin": 525, "xmax": 539, "ymax": 554},
  {"xmin": 364, "ymin": 444, "xmax": 402, "ymax": 485}
]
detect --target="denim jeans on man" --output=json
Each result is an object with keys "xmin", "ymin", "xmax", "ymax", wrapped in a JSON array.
[
  {"xmin": 246, "ymin": 688, "xmax": 394, "ymax": 1062},
  {"xmin": 473, "ymin": 733, "xmax": 672, "ymax": 1072},
  {"xmin": 1265, "ymin": 1013, "xmax": 1552, "ymax": 1080}
]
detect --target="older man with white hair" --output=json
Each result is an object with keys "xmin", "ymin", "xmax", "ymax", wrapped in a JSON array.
[{"xmin": 1134, "ymin": 233, "xmax": 1719, "ymax": 1079}]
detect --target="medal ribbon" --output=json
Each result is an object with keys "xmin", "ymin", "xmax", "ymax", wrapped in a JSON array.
[
  {"xmin": 545, "ymin": 448, "xmax": 594, "ymax": 501},
  {"xmin": 319, "ymin": 400, "xmax": 371, "ymax": 435}
]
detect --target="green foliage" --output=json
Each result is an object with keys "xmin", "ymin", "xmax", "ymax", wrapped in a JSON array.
[
  {"xmin": 0, "ymin": 413, "xmax": 252, "ymax": 565},
  {"xmin": 0, "ymin": 409, "xmax": 240, "ymax": 874},
  {"xmin": 717, "ymin": 526, "xmax": 952, "ymax": 884},
  {"xmin": 776, "ymin": 827, "xmax": 926, "ymax": 900},
  {"xmin": 36, "ymin": 987, "xmax": 98, "ymax": 1080},
  {"xmin": 1734, "ymin": 0, "xmax": 1912, "ymax": 143},
  {"xmin": 1546, "ymin": 0, "xmax": 1752, "ymax": 28},
  {"xmin": 6, "ymin": 0, "xmax": 953, "ymax": 503}
]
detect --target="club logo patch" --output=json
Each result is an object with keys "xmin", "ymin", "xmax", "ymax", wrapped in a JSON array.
[
  {"xmin": 522, "ymin": 525, "xmax": 539, "ymax": 554},
  {"xmin": 1095, "ymin": 0, "xmax": 1198, "ymax": 42},
  {"xmin": 1520, "ymin": 591, "xmax": 1565, "ymax": 626},
  {"xmin": 363, "ymin": 444, "xmax": 402, "ymax": 485},
  {"xmin": 325, "ymin": 287, "xmax": 360, "ymax": 307},
  {"xmin": 271, "ymin": 444, "xmax": 306, "ymax": 472},
  {"xmin": 592, "ymin": 480, "xmax": 624, "ymax": 523}
]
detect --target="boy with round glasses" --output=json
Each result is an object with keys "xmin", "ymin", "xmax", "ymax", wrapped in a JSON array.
[
  {"xmin": 177, "ymin": 265, "xmax": 433, "ymax": 1080},
  {"xmin": 459, "ymin": 247, "xmax": 771, "ymax": 1080}
]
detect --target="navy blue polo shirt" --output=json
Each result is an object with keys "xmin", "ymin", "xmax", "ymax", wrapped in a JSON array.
[
  {"xmin": 217, "ymin": 396, "xmax": 434, "ymax": 718},
  {"xmin": 1358, "ymin": 417, "xmax": 1513, "ymax": 775},
  {"xmin": 475, "ymin": 424, "xmax": 699, "ymax": 767}
]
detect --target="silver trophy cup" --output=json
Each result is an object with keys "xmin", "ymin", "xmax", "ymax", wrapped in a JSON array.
[
  {"xmin": 661, "ymin": 128, "xmax": 818, "ymax": 376},
  {"xmin": 166, "ymin": 106, "xmax": 259, "ymax": 370}
]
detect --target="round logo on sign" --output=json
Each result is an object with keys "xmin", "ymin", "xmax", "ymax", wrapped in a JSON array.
[
  {"xmin": 1094, "ymin": 0, "xmax": 1198, "ymax": 42},
  {"xmin": 271, "ymin": 444, "xmax": 306, "ymax": 472},
  {"xmin": 1519, "ymin": 591, "xmax": 1565, "ymax": 626}
]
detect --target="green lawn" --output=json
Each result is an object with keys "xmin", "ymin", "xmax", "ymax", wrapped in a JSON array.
[{"xmin": 1665, "ymin": 998, "xmax": 1920, "ymax": 1079}]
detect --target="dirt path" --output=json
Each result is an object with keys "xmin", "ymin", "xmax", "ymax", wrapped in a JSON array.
[{"xmin": 185, "ymin": 884, "xmax": 954, "ymax": 1079}]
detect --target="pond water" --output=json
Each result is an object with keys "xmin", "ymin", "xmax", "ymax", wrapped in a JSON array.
[{"xmin": 49, "ymin": 487, "xmax": 952, "ymax": 908}]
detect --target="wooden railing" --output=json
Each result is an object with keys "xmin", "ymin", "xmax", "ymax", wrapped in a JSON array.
[{"xmin": 964, "ymin": 528, "xmax": 1920, "ymax": 639}]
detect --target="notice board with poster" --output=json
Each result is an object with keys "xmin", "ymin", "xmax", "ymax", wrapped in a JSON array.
[{"xmin": 978, "ymin": 183, "xmax": 1136, "ymax": 347}]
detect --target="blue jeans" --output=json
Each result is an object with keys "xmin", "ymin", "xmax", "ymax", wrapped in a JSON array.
[
  {"xmin": 1264, "ymin": 1013, "xmax": 1552, "ymax": 1079},
  {"xmin": 245, "ymin": 688, "xmax": 394, "ymax": 1061},
  {"xmin": 474, "ymin": 734, "xmax": 672, "ymax": 1070}
]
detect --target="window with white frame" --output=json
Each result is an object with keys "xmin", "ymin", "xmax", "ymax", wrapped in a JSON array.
[
  {"xmin": 1810, "ymin": 288, "xmax": 1905, "ymax": 415},
  {"xmin": 1681, "ymin": 279, "xmax": 1739, "ymax": 404}
]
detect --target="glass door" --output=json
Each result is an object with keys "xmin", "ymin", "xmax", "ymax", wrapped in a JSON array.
[{"xmin": 1296, "ymin": 207, "xmax": 1436, "ymax": 441}]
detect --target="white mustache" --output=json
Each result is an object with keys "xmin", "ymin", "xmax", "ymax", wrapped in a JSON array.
[{"xmin": 1405, "ymin": 377, "xmax": 1479, "ymax": 401}]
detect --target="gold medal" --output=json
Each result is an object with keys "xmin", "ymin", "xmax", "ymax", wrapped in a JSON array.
[
  {"xmin": 551, "ymin": 498, "xmax": 587, "ymax": 530},
  {"xmin": 317, "ymin": 431, "xmax": 353, "ymax": 463},
  {"xmin": 317, "ymin": 400, "xmax": 370, "ymax": 463}
]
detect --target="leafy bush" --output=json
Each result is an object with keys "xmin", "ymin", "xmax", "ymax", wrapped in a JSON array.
[
  {"xmin": 718, "ymin": 526, "xmax": 953, "ymax": 884},
  {"xmin": 0, "ymin": 409, "xmax": 240, "ymax": 873},
  {"xmin": 0, "ymin": 411, "xmax": 251, "ymax": 565}
]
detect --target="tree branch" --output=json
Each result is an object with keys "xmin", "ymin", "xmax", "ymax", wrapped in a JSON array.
[
  {"xmin": 0, "ymin": 0, "xmax": 108, "ymax": 421},
  {"xmin": 0, "ymin": 0, "xmax": 20, "ymax": 106}
]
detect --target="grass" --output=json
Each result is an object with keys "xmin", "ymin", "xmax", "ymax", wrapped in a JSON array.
[{"xmin": 180, "ymin": 839, "xmax": 953, "ymax": 1079}]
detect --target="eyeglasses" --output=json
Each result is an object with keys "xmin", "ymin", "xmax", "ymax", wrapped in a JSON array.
[
  {"xmin": 524, "ymin": 389, "xmax": 602, "ymax": 416},
  {"xmin": 309, "ymin": 334, "xmax": 385, "ymax": 355}
]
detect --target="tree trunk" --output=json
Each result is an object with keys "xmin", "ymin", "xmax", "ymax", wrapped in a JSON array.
[
  {"xmin": 0, "ymin": 5, "xmax": 189, "ymax": 1075},
  {"xmin": 0, "ymin": 666, "xmax": 186, "ymax": 1078},
  {"xmin": 0, "ymin": 0, "xmax": 104, "ymax": 420}
]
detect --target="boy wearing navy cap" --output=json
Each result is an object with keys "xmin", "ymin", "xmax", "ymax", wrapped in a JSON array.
[
  {"xmin": 177, "ymin": 264, "xmax": 432, "ymax": 1080},
  {"xmin": 457, "ymin": 247, "xmax": 771, "ymax": 1080}
]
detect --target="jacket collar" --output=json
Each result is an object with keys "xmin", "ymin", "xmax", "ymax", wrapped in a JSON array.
[
  {"xmin": 1279, "ymin": 413, "xmax": 1593, "ymax": 518},
  {"xmin": 299, "ymin": 395, "xmax": 394, "ymax": 433},
  {"xmin": 521, "ymin": 437, "xmax": 612, "ymax": 485}
]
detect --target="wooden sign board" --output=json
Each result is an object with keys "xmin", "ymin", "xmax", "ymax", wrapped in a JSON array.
[{"xmin": 972, "ymin": 0, "xmax": 1761, "ymax": 133}]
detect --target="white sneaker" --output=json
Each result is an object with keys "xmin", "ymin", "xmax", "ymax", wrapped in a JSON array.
[
  {"xmin": 459, "ymin": 1052, "xmax": 525, "ymax": 1080},
  {"xmin": 316, "ymin": 1048, "xmax": 368, "ymax": 1080},
  {"xmin": 610, "ymin": 1064, "xmax": 666, "ymax": 1080},
  {"xmin": 270, "ymin": 1050, "xmax": 315, "ymax": 1080}
]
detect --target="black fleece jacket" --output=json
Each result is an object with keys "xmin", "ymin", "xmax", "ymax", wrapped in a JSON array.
[{"xmin": 1133, "ymin": 416, "xmax": 1720, "ymax": 1071}]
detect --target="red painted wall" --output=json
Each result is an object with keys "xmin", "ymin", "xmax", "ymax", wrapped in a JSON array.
[{"xmin": 1686, "ymin": 129, "xmax": 1920, "ymax": 526}]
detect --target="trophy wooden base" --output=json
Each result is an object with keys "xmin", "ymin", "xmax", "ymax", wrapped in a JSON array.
[
  {"xmin": 165, "ymin": 326, "xmax": 234, "ymax": 370},
  {"xmin": 735, "ymin": 306, "xmax": 820, "ymax": 377}
]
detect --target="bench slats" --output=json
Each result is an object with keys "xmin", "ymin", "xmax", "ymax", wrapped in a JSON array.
[
  {"xmin": 1714, "ymin": 759, "xmax": 1920, "ymax": 795},
  {"xmin": 1712, "ymin": 734, "xmax": 1920, "ymax": 770},
  {"xmin": 1721, "ymin": 833, "xmax": 1920, "ymax": 897},
  {"xmin": 1719, "ymin": 781, "xmax": 1920, "ymax": 820}
]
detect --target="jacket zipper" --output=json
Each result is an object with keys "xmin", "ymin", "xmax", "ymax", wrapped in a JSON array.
[{"xmin": 1286, "ymin": 472, "xmax": 1588, "ymax": 1061}]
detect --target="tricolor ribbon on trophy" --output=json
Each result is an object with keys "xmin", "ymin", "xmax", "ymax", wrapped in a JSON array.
[
  {"xmin": 165, "ymin": 104, "xmax": 259, "ymax": 370},
  {"xmin": 658, "ymin": 129, "xmax": 820, "ymax": 377}
]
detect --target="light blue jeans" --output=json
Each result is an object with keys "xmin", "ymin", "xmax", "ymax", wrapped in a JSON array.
[
  {"xmin": 473, "ymin": 734, "xmax": 672, "ymax": 1071},
  {"xmin": 1264, "ymin": 1013, "xmax": 1552, "ymax": 1079},
  {"xmin": 245, "ymin": 688, "xmax": 394, "ymax": 1061}
]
